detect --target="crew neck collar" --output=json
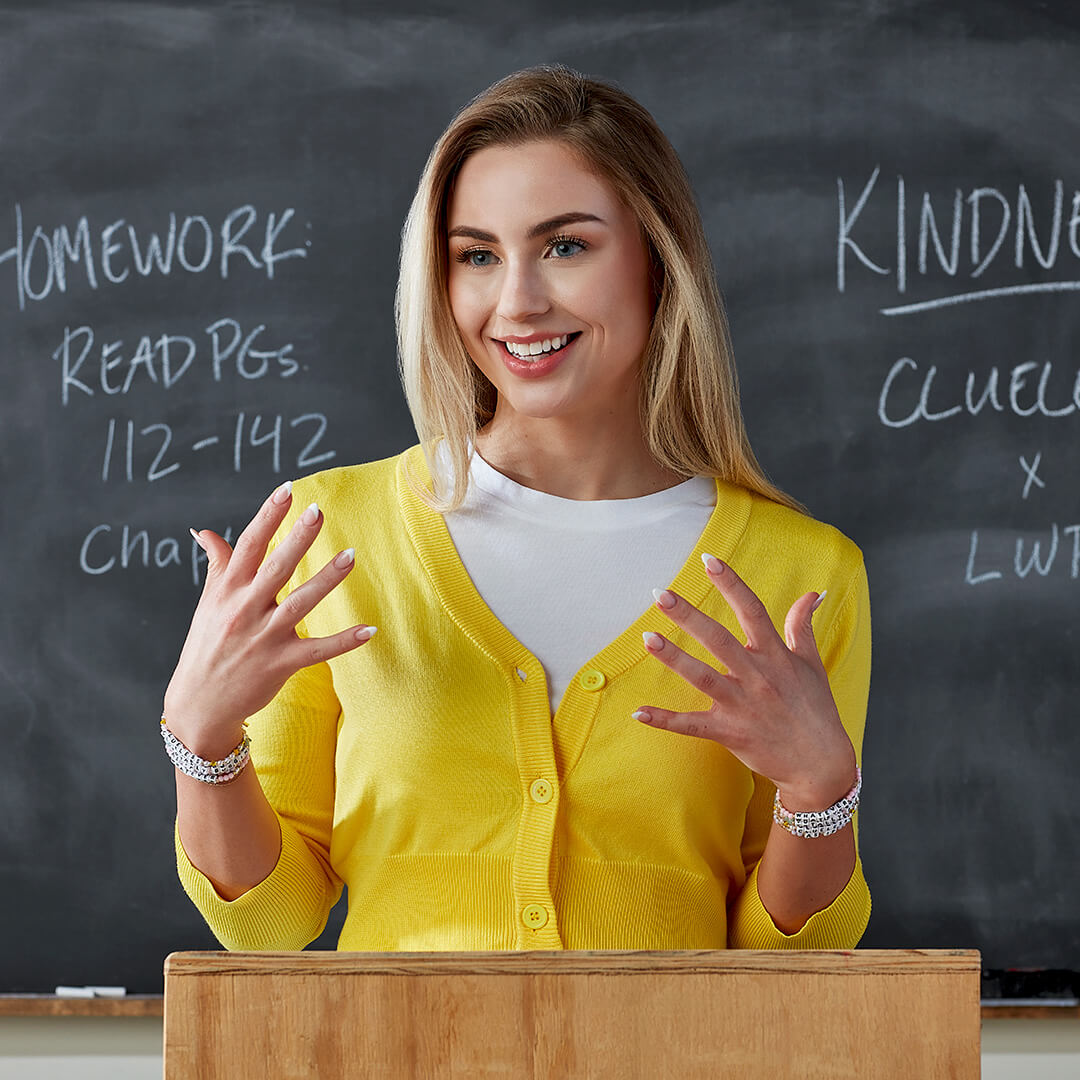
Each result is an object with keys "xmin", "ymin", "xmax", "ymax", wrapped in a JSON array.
[{"xmin": 434, "ymin": 439, "xmax": 715, "ymax": 523}]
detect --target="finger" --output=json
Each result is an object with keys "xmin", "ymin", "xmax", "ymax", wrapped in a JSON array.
[
  {"xmin": 651, "ymin": 587, "xmax": 748, "ymax": 677},
  {"xmin": 285, "ymin": 622, "xmax": 378, "ymax": 671},
  {"xmin": 642, "ymin": 630, "xmax": 734, "ymax": 705},
  {"xmin": 190, "ymin": 527, "xmax": 233, "ymax": 581},
  {"xmin": 271, "ymin": 548, "xmax": 357, "ymax": 628},
  {"xmin": 783, "ymin": 590, "xmax": 826, "ymax": 660},
  {"xmin": 631, "ymin": 704, "xmax": 720, "ymax": 743},
  {"xmin": 224, "ymin": 480, "xmax": 296, "ymax": 583},
  {"xmin": 701, "ymin": 554, "xmax": 783, "ymax": 653},
  {"xmin": 250, "ymin": 500, "xmax": 325, "ymax": 600}
]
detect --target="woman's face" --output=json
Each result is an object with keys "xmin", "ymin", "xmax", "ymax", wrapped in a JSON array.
[{"xmin": 446, "ymin": 138, "xmax": 654, "ymax": 427}]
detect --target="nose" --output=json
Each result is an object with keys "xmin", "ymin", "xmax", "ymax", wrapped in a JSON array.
[{"xmin": 496, "ymin": 257, "xmax": 551, "ymax": 323}]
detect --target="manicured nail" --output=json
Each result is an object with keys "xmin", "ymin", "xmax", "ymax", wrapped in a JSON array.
[
  {"xmin": 272, "ymin": 480, "xmax": 293, "ymax": 504},
  {"xmin": 651, "ymin": 588, "xmax": 676, "ymax": 609},
  {"xmin": 643, "ymin": 631, "xmax": 665, "ymax": 651},
  {"xmin": 811, "ymin": 590, "xmax": 828, "ymax": 613},
  {"xmin": 189, "ymin": 528, "xmax": 207, "ymax": 551},
  {"xmin": 632, "ymin": 710, "xmax": 653, "ymax": 724},
  {"xmin": 334, "ymin": 548, "xmax": 355, "ymax": 569},
  {"xmin": 355, "ymin": 626, "xmax": 377, "ymax": 642},
  {"xmin": 701, "ymin": 553, "xmax": 724, "ymax": 575},
  {"xmin": 302, "ymin": 502, "xmax": 320, "ymax": 525}
]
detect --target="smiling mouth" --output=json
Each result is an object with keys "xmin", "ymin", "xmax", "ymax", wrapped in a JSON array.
[{"xmin": 498, "ymin": 332, "xmax": 582, "ymax": 360}]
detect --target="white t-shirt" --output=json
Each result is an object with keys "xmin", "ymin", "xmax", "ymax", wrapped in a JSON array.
[{"xmin": 437, "ymin": 442, "xmax": 717, "ymax": 714}]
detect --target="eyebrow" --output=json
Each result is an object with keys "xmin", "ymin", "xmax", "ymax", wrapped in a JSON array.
[{"xmin": 447, "ymin": 212, "xmax": 606, "ymax": 243}]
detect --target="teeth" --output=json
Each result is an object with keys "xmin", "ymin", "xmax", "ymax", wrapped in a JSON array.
[{"xmin": 505, "ymin": 334, "xmax": 571, "ymax": 359}]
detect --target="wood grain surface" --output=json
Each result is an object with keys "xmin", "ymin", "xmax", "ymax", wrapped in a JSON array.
[{"xmin": 163, "ymin": 949, "xmax": 981, "ymax": 1078}]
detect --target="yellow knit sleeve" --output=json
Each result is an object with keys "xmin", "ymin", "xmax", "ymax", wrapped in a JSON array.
[
  {"xmin": 727, "ymin": 555, "xmax": 873, "ymax": 949},
  {"xmin": 174, "ymin": 489, "xmax": 345, "ymax": 950},
  {"xmin": 174, "ymin": 656, "xmax": 344, "ymax": 950}
]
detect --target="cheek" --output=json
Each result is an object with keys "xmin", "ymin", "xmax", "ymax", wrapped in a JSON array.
[
  {"xmin": 584, "ymin": 266, "xmax": 652, "ymax": 346},
  {"xmin": 448, "ymin": 287, "xmax": 490, "ymax": 355},
  {"xmin": 447, "ymin": 277, "xmax": 472, "ymax": 333},
  {"xmin": 448, "ymin": 278, "xmax": 495, "ymax": 370}
]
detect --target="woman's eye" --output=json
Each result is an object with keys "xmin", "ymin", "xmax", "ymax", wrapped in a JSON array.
[
  {"xmin": 550, "ymin": 238, "xmax": 586, "ymax": 258},
  {"xmin": 455, "ymin": 248, "xmax": 497, "ymax": 268}
]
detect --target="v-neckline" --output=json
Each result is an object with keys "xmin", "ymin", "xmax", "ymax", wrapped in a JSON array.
[{"xmin": 395, "ymin": 443, "xmax": 753, "ymax": 688}]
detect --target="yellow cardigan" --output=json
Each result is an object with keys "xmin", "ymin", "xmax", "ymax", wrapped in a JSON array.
[{"xmin": 176, "ymin": 444, "xmax": 872, "ymax": 951}]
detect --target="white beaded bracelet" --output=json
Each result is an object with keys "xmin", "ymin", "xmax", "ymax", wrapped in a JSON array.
[
  {"xmin": 160, "ymin": 716, "xmax": 251, "ymax": 785},
  {"xmin": 773, "ymin": 767, "xmax": 862, "ymax": 838}
]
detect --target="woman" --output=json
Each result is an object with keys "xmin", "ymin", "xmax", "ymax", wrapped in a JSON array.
[{"xmin": 165, "ymin": 65, "xmax": 871, "ymax": 951}]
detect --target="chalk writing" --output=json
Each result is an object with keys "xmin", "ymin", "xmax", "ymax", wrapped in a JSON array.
[
  {"xmin": 837, "ymin": 169, "xmax": 1080, "ymax": 313},
  {"xmin": 1019, "ymin": 454, "xmax": 1046, "ymax": 499},
  {"xmin": 846, "ymin": 170, "xmax": 1080, "ymax": 589},
  {"xmin": 58, "ymin": 318, "xmax": 300, "ymax": 405},
  {"xmin": 965, "ymin": 525, "xmax": 1080, "ymax": 585},
  {"xmin": 14, "ymin": 195, "xmax": 347, "ymax": 584},
  {"xmin": 0, "ymin": 204, "xmax": 310, "ymax": 312},
  {"xmin": 79, "ymin": 525, "xmax": 236, "ymax": 585},
  {"xmin": 877, "ymin": 357, "xmax": 1080, "ymax": 427},
  {"xmin": 100, "ymin": 412, "xmax": 335, "ymax": 482}
]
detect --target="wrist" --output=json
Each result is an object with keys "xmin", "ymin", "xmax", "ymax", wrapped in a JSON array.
[
  {"xmin": 774, "ymin": 765, "xmax": 862, "ymax": 839},
  {"xmin": 777, "ymin": 755, "xmax": 858, "ymax": 812},
  {"xmin": 161, "ymin": 716, "xmax": 251, "ymax": 785},
  {"xmin": 161, "ymin": 711, "xmax": 247, "ymax": 762}
]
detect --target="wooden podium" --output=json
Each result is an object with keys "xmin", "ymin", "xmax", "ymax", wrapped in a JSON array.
[{"xmin": 163, "ymin": 949, "xmax": 981, "ymax": 1078}]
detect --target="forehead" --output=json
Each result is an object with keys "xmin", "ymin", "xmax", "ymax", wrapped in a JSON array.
[{"xmin": 447, "ymin": 139, "xmax": 626, "ymax": 228}]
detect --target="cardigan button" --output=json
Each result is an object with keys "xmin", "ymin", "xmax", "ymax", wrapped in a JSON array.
[
  {"xmin": 521, "ymin": 904, "xmax": 549, "ymax": 930},
  {"xmin": 529, "ymin": 778, "xmax": 553, "ymax": 804},
  {"xmin": 579, "ymin": 669, "xmax": 606, "ymax": 691}
]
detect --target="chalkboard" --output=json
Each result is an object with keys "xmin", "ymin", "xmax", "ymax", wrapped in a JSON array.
[{"xmin": 3, "ymin": 0, "xmax": 1078, "ymax": 995}]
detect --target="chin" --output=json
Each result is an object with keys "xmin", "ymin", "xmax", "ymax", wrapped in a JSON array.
[{"xmin": 498, "ymin": 393, "xmax": 582, "ymax": 421}]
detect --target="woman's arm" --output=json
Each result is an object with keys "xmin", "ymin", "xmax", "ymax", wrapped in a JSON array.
[
  {"xmin": 754, "ymin": 766, "xmax": 858, "ymax": 933},
  {"xmin": 638, "ymin": 551, "xmax": 872, "ymax": 946},
  {"xmin": 165, "ymin": 483, "xmax": 372, "ymax": 931},
  {"xmin": 171, "ymin": 727, "xmax": 282, "ymax": 902},
  {"xmin": 171, "ymin": 651, "xmax": 348, "ymax": 950}
]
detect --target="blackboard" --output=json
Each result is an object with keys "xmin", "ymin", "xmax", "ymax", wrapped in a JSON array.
[{"xmin": 3, "ymin": 0, "xmax": 1078, "ymax": 995}]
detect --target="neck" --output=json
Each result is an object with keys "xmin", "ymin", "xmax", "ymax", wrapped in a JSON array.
[{"xmin": 473, "ymin": 410, "xmax": 686, "ymax": 501}]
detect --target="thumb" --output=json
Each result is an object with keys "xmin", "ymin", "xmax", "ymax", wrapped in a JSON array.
[
  {"xmin": 190, "ymin": 527, "xmax": 233, "ymax": 579},
  {"xmin": 783, "ymin": 590, "xmax": 826, "ymax": 656}
]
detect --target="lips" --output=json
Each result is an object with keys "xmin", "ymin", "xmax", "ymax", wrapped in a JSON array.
[{"xmin": 495, "ymin": 331, "xmax": 581, "ymax": 378}]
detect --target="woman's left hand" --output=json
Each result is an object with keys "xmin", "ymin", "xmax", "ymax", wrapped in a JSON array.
[{"xmin": 636, "ymin": 554, "xmax": 857, "ymax": 810}]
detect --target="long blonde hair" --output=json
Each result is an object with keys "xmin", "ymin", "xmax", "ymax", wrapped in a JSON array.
[{"xmin": 395, "ymin": 64, "xmax": 806, "ymax": 515}]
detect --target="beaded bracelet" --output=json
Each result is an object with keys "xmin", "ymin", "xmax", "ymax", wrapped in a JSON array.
[
  {"xmin": 160, "ymin": 716, "xmax": 251, "ymax": 785},
  {"xmin": 773, "ymin": 767, "xmax": 862, "ymax": 839}
]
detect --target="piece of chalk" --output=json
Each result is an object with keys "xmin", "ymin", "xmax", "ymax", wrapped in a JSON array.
[
  {"xmin": 89, "ymin": 986, "xmax": 127, "ymax": 997},
  {"xmin": 55, "ymin": 986, "xmax": 95, "ymax": 998}
]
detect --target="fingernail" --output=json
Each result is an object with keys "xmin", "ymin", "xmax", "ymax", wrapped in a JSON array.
[
  {"xmin": 632, "ymin": 709, "xmax": 653, "ymax": 724},
  {"xmin": 334, "ymin": 548, "xmax": 355, "ymax": 569},
  {"xmin": 643, "ymin": 631, "xmax": 665, "ymax": 651},
  {"xmin": 811, "ymin": 590, "xmax": 828, "ymax": 613},
  {"xmin": 651, "ymin": 587, "xmax": 676, "ymax": 609},
  {"xmin": 272, "ymin": 480, "xmax": 293, "ymax": 504},
  {"xmin": 701, "ymin": 553, "xmax": 723, "ymax": 575},
  {"xmin": 302, "ymin": 502, "xmax": 320, "ymax": 525},
  {"xmin": 189, "ymin": 528, "xmax": 207, "ymax": 551},
  {"xmin": 355, "ymin": 626, "xmax": 377, "ymax": 642}
]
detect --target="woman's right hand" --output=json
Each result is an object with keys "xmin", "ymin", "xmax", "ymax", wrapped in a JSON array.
[{"xmin": 162, "ymin": 481, "xmax": 374, "ymax": 759}]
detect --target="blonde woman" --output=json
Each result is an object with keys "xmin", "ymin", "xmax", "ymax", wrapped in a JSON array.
[{"xmin": 166, "ymin": 66, "xmax": 871, "ymax": 951}]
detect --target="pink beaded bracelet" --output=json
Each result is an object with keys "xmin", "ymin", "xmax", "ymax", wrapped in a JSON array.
[
  {"xmin": 773, "ymin": 767, "xmax": 862, "ymax": 839},
  {"xmin": 160, "ymin": 716, "xmax": 251, "ymax": 785}
]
